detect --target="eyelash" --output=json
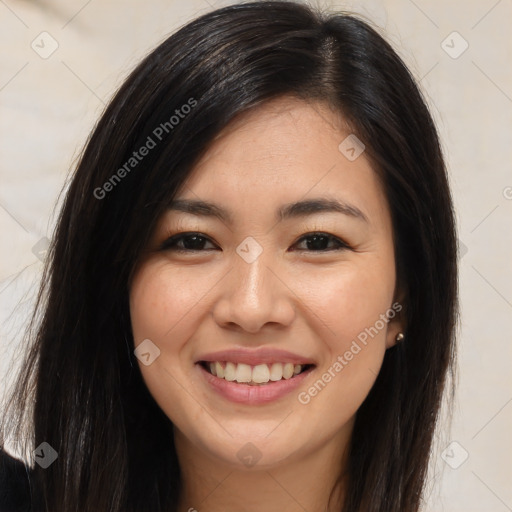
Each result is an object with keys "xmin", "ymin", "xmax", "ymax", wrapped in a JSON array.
[{"xmin": 158, "ymin": 231, "xmax": 351, "ymax": 253}]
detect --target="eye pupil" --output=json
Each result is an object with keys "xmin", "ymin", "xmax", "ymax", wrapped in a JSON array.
[
  {"xmin": 183, "ymin": 235, "xmax": 205, "ymax": 250},
  {"xmin": 306, "ymin": 234, "xmax": 329, "ymax": 251}
]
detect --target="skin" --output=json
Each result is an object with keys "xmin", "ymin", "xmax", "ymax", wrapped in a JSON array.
[{"xmin": 129, "ymin": 95, "xmax": 404, "ymax": 511}]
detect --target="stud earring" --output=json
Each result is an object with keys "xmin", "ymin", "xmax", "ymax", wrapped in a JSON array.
[{"xmin": 395, "ymin": 333, "xmax": 405, "ymax": 343}]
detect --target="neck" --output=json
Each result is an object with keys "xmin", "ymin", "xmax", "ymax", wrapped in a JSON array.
[{"xmin": 174, "ymin": 424, "xmax": 351, "ymax": 512}]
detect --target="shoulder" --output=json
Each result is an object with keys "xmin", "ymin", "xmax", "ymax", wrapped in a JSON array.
[{"xmin": 0, "ymin": 447, "xmax": 32, "ymax": 512}]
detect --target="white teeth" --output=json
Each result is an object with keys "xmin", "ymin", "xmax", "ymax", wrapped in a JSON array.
[
  {"xmin": 283, "ymin": 363, "xmax": 294, "ymax": 379},
  {"xmin": 252, "ymin": 364, "xmax": 270, "ymax": 383},
  {"xmin": 215, "ymin": 361, "xmax": 224, "ymax": 378},
  {"xmin": 205, "ymin": 361, "xmax": 307, "ymax": 384},
  {"xmin": 235, "ymin": 363, "xmax": 252, "ymax": 383},
  {"xmin": 269, "ymin": 363, "xmax": 283, "ymax": 381},
  {"xmin": 224, "ymin": 362, "xmax": 236, "ymax": 381}
]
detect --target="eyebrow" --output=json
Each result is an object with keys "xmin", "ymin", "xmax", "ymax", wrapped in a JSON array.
[{"xmin": 167, "ymin": 197, "xmax": 369, "ymax": 224}]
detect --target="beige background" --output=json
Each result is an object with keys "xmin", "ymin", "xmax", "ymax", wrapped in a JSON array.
[{"xmin": 1, "ymin": 0, "xmax": 511, "ymax": 510}]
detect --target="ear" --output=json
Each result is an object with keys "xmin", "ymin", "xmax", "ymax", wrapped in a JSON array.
[{"xmin": 385, "ymin": 291, "xmax": 406, "ymax": 349}]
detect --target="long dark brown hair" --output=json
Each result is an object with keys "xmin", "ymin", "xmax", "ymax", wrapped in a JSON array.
[{"xmin": 0, "ymin": 1, "xmax": 458, "ymax": 511}]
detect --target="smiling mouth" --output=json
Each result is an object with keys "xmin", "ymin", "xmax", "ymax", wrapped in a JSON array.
[{"xmin": 199, "ymin": 361, "xmax": 314, "ymax": 386}]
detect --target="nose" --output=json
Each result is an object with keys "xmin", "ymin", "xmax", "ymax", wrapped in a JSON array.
[{"xmin": 211, "ymin": 248, "xmax": 296, "ymax": 333}]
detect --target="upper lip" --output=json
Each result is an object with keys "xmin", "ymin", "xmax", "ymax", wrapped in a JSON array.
[{"xmin": 195, "ymin": 347, "xmax": 316, "ymax": 366}]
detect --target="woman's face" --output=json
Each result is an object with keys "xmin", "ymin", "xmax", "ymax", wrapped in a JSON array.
[{"xmin": 129, "ymin": 96, "xmax": 403, "ymax": 469}]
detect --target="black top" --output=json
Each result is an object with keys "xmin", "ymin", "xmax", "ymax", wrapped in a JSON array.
[{"xmin": 0, "ymin": 449, "xmax": 32, "ymax": 512}]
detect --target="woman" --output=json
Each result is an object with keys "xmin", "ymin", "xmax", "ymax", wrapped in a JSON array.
[{"xmin": 0, "ymin": 1, "xmax": 458, "ymax": 511}]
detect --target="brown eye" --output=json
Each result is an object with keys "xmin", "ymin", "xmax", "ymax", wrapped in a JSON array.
[
  {"xmin": 159, "ymin": 232, "xmax": 218, "ymax": 252},
  {"xmin": 291, "ymin": 232, "xmax": 350, "ymax": 252},
  {"xmin": 158, "ymin": 231, "xmax": 350, "ymax": 253}
]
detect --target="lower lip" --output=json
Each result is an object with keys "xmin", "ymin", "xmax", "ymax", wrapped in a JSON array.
[{"xmin": 197, "ymin": 364, "xmax": 314, "ymax": 404}]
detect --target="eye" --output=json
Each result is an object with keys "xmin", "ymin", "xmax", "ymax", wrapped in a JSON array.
[
  {"xmin": 291, "ymin": 232, "xmax": 351, "ymax": 252},
  {"xmin": 159, "ymin": 231, "xmax": 350, "ymax": 253},
  {"xmin": 159, "ymin": 232, "xmax": 218, "ymax": 252}
]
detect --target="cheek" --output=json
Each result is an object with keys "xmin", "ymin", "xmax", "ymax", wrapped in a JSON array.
[
  {"xmin": 293, "ymin": 262, "xmax": 394, "ymax": 416},
  {"xmin": 128, "ymin": 262, "xmax": 216, "ymax": 427},
  {"xmin": 128, "ymin": 262, "xmax": 214, "ymax": 403},
  {"xmin": 129, "ymin": 261, "xmax": 214, "ymax": 343},
  {"xmin": 294, "ymin": 258, "xmax": 395, "ymax": 348}
]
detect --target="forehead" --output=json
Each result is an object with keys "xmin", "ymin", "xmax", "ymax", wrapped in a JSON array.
[{"xmin": 174, "ymin": 96, "xmax": 390, "ymax": 228}]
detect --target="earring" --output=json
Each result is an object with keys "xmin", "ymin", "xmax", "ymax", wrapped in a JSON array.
[{"xmin": 395, "ymin": 333, "xmax": 405, "ymax": 343}]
